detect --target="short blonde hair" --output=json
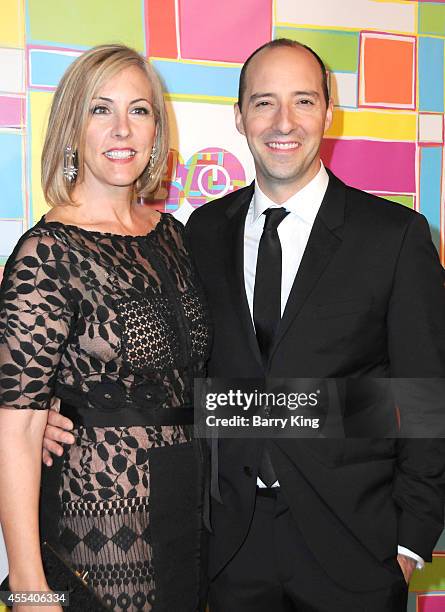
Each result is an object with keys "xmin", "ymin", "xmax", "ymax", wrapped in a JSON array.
[{"xmin": 42, "ymin": 44, "xmax": 169, "ymax": 206}]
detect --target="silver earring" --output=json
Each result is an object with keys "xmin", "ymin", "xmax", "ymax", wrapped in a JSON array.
[
  {"xmin": 63, "ymin": 146, "xmax": 78, "ymax": 182},
  {"xmin": 148, "ymin": 143, "xmax": 157, "ymax": 177}
]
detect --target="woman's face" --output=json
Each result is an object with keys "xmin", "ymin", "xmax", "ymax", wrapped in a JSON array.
[{"xmin": 81, "ymin": 65, "xmax": 156, "ymax": 195}]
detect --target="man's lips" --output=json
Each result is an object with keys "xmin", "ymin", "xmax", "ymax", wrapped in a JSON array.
[{"xmin": 266, "ymin": 142, "xmax": 301, "ymax": 150}]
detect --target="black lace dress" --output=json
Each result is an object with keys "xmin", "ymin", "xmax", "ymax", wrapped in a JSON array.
[{"xmin": 0, "ymin": 213, "xmax": 211, "ymax": 611}]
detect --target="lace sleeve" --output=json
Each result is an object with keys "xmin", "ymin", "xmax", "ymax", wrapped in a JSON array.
[{"xmin": 0, "ymin": 231, "xmax": 75, "ymax": 409}]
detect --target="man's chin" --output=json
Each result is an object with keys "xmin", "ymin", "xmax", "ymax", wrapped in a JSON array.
[{"xmin": 260, "ymin": 167, "xmax": 312, "ymax": 189}]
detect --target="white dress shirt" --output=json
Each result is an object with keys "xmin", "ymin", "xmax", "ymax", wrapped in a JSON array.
[
  {"xmin": 244, "ymin": 163, "xmax": 328, "ymax": 319},
  {"xmin": 243, "ymin": 162, "xmax": 423, "ymax": 569}
]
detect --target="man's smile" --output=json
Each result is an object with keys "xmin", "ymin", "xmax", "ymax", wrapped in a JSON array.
[{"xmin": 266, "ymin": 141, "xmax": 301, "ymax": 150}]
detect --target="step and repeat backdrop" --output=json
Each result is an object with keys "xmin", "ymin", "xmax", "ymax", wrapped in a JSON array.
[{"xmin": 0, "ymin": 1, "xmax": 444, "ymax": 609}]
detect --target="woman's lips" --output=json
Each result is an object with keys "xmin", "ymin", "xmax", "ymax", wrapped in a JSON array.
[{"xmin": 104, "ymin": 149, "xmax": 136, "ymax": 162}]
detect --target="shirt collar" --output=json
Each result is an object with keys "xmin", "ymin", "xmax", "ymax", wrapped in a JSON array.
[{"xmin": 251, "ymin": 162, "xmax": 329, "ymax": 226}]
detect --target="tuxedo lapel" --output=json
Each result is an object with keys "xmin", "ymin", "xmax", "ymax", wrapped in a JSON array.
[
  {"xmin": 270, "ymin": 172, "xmax": 346, "ymax": 361},
  {"xmin": 224, "ymin": 183, "xmax": 263, "ymax": 369}
]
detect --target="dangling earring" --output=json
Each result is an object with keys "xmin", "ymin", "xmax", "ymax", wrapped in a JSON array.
[
  {"xmin": 148, "ymin": 143, "xmax": 157, "ymax": 178},
  {"xmin": 63, "ymin": 145, "xmax": 78, "ymax": 182}
]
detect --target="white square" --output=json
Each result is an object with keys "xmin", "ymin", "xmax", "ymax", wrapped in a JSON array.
[
  {"xmin": 418, "ymin": 114, "xmax": 443, "ymax": 143},
  {"xmin": 330, "ymin": 73, "xmax": 358, "ymax": 108},
  {"xmin": 0, "ymin": 219, "xmax": 23, "ymax": 257},
  {"xmin": 0, "ymin": 48, "xmax": 25, "ymax": 94},
  {"xmin": 0, "ymin": 524, "xmax": 8, "ymax": 582},
  {"xmin": 275, "ymin": 0, "xmax": 415, "ymax": 33}
]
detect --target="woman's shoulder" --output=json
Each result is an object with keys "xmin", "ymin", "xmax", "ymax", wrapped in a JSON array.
[
  {"xmin": 156, "ymin": 212, "xmax": 185, "ymax": 238},
  {"xmin": 152, "ymin": 213, "xmax": 192, "ymax": 257},
  {"xmin": 0, "ymin": 220, "xmax": 76, "ymax": 306},
  {"xmin": 3, "ymin": 218, "xmax": 73, "ymax": 278},
  {"xmin": 18, "ymin": 217, "xmax": 71, "ymax": 251}
]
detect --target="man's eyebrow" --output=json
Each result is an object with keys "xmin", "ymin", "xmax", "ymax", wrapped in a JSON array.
[
  {"xmin": 249, "ymin": 92, "xmax": 275, "ymax": 103},
  {"xmin": 294, "ymin": 90, "xmax": 320, "ymax": 97},
  {"xmin": 248, "ymin": 90, "xmax": 320, "ymax": 103}
]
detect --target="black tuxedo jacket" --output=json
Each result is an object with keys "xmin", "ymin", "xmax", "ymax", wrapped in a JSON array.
[{"xmin": 186, "ymin": 171, "xmax": 445, "ymax": 591}]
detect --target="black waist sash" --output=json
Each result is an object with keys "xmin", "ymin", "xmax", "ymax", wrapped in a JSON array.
[{"xmin": 60, "ymin": 401, "xmax": 194, "ymax": 427}]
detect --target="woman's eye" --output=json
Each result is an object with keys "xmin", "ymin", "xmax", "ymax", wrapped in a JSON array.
[
  {"xmin": 131, "ymin": 107, "xmax": 150, "ymax": 115},
  {"xmin": 91, "ymin": 105, "xmax": 109, "ymax": 115}
]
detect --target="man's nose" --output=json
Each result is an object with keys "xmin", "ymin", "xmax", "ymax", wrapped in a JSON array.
[{"xmin": 273, "ymin": 104, "xmax": 294, "ymax": 133}]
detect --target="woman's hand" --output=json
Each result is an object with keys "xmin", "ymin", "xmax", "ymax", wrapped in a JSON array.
[
  {"xmin": 8, "ymin": 578, "xmax": 64, "ymax": 612},
  {"xmin": 42, "ymin": 408, "xmax": 75, "ymax": 467}
]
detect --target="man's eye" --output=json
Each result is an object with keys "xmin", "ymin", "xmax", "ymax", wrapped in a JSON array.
[
  {"xmin": 255, "ymin": 101, "xmax": 270, "ymax": 107},
  {"xmin": 298, "ymin": 99, "xmax": 314, "ymax": 105},
  {"xmin": 91, "ymin": 105, "xmax": 109, "ymax": 114}
]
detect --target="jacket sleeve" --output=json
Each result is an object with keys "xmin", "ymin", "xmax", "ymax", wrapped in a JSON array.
[{"xmin": 387, "ymin": 213, "xmax": 445, "ymax": 561}]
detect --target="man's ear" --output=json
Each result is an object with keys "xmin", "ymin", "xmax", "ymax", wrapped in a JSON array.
[
  {"xmin": 234, "ymin": 103, "xmax": 245, "ymax": 136},
  {"xmin": 324, "ymin": 98, "xmax": 334, "ymax": 134}
]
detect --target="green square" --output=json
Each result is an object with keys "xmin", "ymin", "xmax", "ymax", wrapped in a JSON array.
[
  {"xmin": 419, "ymin": 3, "xmax": 445, "ymax": 37},
  {"xmin": 274, "ymin": 28, "xmax": 359, "ymax": 73},
  {"xmin": 381, "ymin": 195, "xmax": 414, "ymax": 209},
  {"xmin": 28, "ymin": 0, "xmax": 145, "ymax": 52},
  {"xmin": 409, "ymin": 555, "xmax": 445, "ymax": 592}
]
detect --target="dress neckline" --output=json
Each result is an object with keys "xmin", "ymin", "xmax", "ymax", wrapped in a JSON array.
[{"xmin": 40, "ymin": 211, "xmax": 169, "ymax": 240}]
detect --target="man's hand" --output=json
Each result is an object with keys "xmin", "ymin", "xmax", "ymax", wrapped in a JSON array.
[
  {"xmin": 42, "ymin": 409, "xmax": 75, "ymax": 466},
  {"xmin": 397, "ymin": 554, "xmax": 416, "ymax": 584}
]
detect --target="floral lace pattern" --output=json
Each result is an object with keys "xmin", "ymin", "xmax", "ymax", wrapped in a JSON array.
[{"xmin": 0, "ymin": 214, "xmax": 210, "ymax": 611}]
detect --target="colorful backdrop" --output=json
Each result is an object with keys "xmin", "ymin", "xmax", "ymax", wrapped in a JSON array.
[{"xmin": 0, "ymin": 1, "xmax": 444, "ymax": 609}]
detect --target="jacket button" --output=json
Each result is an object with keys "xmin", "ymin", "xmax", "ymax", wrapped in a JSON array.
[{"xmin": 243, "ymin": 466, "xmax": 253, "ymax": 477}]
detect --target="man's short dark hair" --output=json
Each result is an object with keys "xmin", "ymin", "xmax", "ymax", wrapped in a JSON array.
[{"xmin": 237, "ymin": 38, "xmax": 330, "ymax": 110}]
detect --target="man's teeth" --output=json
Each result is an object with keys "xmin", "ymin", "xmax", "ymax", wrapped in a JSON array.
[
  {"xmin": 105, "ymin": 150, "xmax": 136, "ymax": 159},
  {"xmin": 268, "ymin": 142, "xmax": 299, "ymax": 150}
]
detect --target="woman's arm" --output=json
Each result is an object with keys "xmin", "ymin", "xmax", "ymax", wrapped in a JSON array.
[
  {"xmin": 0, "ymin": 407, "xmax": 49, "ymax": 591},
  {"xmin": 0, "ymin": 233, "xmax": 74, "ymax": 611}
]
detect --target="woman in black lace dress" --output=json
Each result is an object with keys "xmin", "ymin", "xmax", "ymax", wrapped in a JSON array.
[{"xmin": 0, "ymin": 45, "xmax": 210, "ymax": 611}]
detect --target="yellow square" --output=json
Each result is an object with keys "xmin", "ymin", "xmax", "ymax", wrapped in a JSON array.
[
  {"xmin": 29, "ymin": 91, "xmax": 53, "ymax": 223},
  {"xmin": 0, "ymin": 0, "xmax": 24, "ymax": 48}
]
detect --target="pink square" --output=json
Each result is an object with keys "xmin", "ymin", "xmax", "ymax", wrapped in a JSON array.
[
  {"xmin": 0, "ymin": 96, "xmax": 24, "ymax": 128},
  {"xmin": 418, "ymin": 594, "xmax": 445, "ymax": 612},
  {"xmin": 179, "ymin": 0, "xmax": 272, "ymax": 63}
]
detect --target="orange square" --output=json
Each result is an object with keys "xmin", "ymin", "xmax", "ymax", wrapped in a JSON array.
[
  {"xmin": 360, "ymin": 34, "xmax": 415, "ymax": 108},
  {"xmin": 146, "ymin": 0, "xmax": 178, "ymax": 58}
]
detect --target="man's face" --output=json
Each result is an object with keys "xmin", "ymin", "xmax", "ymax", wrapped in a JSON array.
[{"xmin": 234, "ymin": 46, "xmax": 333, "ymax": 202}]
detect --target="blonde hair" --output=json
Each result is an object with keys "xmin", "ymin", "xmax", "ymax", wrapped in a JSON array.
[{"xmin": 41, "ymin": 44, "xmax": 169, "ymax": 206}]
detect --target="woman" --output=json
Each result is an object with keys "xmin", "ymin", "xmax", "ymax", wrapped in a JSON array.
[{"xmin": 0, "ymin": 44, "xmax": 210, "ymax": 611}]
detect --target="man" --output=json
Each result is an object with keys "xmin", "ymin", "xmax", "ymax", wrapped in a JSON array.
[{"xmin": 44, "ymin": 40, "xmax": 445, "ymax": 611}]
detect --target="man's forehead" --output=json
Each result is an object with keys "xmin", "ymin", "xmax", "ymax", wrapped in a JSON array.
[
  {"xmin": 246, "ymin": 45, "xmax": 320, "ymax": 82},
  {"xmin": 244, "ymin": 46, "xmax": 323, "ymax": 93}
]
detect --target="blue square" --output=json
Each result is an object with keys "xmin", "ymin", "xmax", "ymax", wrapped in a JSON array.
[
  {"xmin": 0, "ymin": 219, "xmax": 24, "ymax": 258},
  {"xmin": 0, "ymin": 131, "xmax": 24, "ymax": 218},
  {"xmin": 420, "ymin": 146, "xmax": 442, "ymax": 252},
  {"xmin": 419, "ymin": 37, "xmax": 444, "ymax": 112}
]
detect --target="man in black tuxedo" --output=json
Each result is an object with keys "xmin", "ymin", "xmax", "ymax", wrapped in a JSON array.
[
  {"xmin": 43, "ymin": 40, "xmax": 445, "ymax": 611},
  {"xmin": 185, "ymin": 40, "xmax": 445, "ymax": 611}
]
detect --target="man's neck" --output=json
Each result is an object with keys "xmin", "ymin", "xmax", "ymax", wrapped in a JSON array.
[{"xmin": 256, "ymin": 162, "xmax": 323, "ymax": 205}]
